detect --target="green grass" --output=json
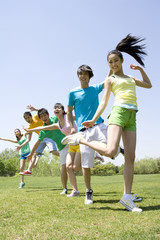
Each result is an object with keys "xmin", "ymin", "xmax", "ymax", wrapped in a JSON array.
[{"xmin": 0, "ymin": 174, "xmax": 160, "ymax": 240}]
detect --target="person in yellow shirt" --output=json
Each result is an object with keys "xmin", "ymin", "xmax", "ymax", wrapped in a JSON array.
[
  {"xmin": 62, "ymin": 34, "xmax": 152, "ymax": 212},
  {"xmin": 22, "ymin": 105, "xmax": 59, "ymax": 175}
]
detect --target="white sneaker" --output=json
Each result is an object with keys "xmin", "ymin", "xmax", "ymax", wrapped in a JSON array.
[
  {"xmin": 85, "ymin": 189, "xmax": 93, "ymax": 204},
  {"xmin": 60, "ymin": 188, "xmax": 67, "ymax": 195},
  {"xmin": 120, "ymin": 196, "xmax": 142, "ymax": 212},
  {"xmin": 61, "ymin": 132, "xmax": 84, "ymax": 145},
  {"xmin": 67, "ymin": 190, "xmax": 80, "ymax": 197},
  {"xmin": 94, "ymin": 151, "xmax": 104, "ymax": 162},
  {"xmin": 131, "ymin": 194, "xmax": 142, "ymax": 202},
  {"xmin": 19, "ymin": 182, "xmax": 25, "ymax": 189}
]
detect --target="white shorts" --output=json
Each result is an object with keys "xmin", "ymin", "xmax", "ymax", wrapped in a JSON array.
[
  {"xmin": 36, "ymin": 138, "xmax": 57, "ymax": 154},
  {"xmin": 59, "ymin": 145, "xmax": 69, "ymax": 165},
  {"xmin": 80, "ymin": 123, "xmax": 107, "ymax": 168}
]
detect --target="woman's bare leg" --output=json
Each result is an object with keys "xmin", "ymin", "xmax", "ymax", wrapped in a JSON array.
[
  {"xmin": 122, "ymin": 130, "xmax": 136, "ymax": 194},
  {"xmin": 20, "ymin": 159, "xmax": 25, "ymax": 183},
  {"xmin": 79, "ymin": 124, "xmax": 122, "ymax": 158},
  {"xmin": 61, "ymin": 163, "xmax": 67, "ymax": 189},
  {"xmin": 66, "ymin": 152, "xmax": 78, "ymax": 191}
]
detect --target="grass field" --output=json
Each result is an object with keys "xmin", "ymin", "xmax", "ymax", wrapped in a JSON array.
[{"xmin": 0, "ymin": 174, "xmax": 160, "ymax": 240}]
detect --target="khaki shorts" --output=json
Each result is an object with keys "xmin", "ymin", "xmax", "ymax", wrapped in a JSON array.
[
  {"xmin": 80, "ymin": 123, "xmax": 107, "ymax": 168},
  {"xmin": 108, "ymin": 106, "xmax": 136, "ymax": 131}
]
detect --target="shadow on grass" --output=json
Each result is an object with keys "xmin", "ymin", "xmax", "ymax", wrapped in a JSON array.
[
  {"xmin": 90, "ymin": 206, "xmax": 124, "ymax": 211},
  {"xmin": 141, "ymin": 205, "xmax": 160, "ymax": 211},
  {"xmin": 91, "ymin": 203, "xmax": 160, "ymax": 211},
  {"xmin": 94, "ymin": 199, "xmax": 119, "ymax": 204},
  {"xmin": 25, "ymin": 187, "xmax": 65, "ymax": 192},
  {"xmin": 94, "ymin": 191, "xmax": 117, "ymax": 194}
]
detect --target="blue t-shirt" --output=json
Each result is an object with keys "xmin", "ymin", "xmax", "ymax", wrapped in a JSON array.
[{"xmin": 68, "ymin": 83, "xmax": 104, "ymax": 131}]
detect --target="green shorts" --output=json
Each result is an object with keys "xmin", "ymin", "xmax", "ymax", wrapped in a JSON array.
[{"xmin": 107, "ymin": 106, "xmax": 136, "ymax": 131}]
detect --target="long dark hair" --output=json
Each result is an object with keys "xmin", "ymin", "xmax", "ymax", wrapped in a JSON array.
[
  {"xmin": 107, "ymin": 34, "xmax": 147, "ymax": 66},
  {"xmin": 14, "ymin": 129, "xmax": 23, "ymax": 141},
  {"xmin": 54, "ymin": 103, "xmax": 66, "ymax": 115}
]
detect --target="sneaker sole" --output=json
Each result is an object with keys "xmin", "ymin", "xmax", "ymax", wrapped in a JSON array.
[
  {"xmin": 61, "ymin": 132, "xmax": 84, "ymax": 145},
  {"xmin": 133, "ymin": 197, "xmax": 142, "ymax": 202},
  {"xmin": 67, "ymin": 194, "xmax": 80, "ymax": 197},
  {"xmin": 85, "ymin": 200, "xmax": 93, "ymax": 204}
]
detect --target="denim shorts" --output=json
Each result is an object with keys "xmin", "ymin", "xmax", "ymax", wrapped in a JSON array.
[
  {"xmin": 36, "ymin": 138, "xmax": 57, "ymax": 154},
  {"xmin": 20, "ymin": 152, "xmax": 30, "ymax": 160},
  {"xmin": 108, "ymin": 106, "xmax": 136, "ymax": 131}
]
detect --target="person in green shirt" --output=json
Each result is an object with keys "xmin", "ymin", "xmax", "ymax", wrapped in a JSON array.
[
  {"xmin": 26, "ymin": 108, "xmax": 69, "ymax": 194},
  {"xmin": 0, "ymin": 129, "xmax": 31, "ymax": 189},
  {"xmin": 22, "ymin": 105, "xmax": 59, "ymax": 176}
]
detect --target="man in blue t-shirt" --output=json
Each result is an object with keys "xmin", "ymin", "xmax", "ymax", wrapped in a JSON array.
[{"xmin": 66, "ymin": 65, "xmax": 107, "ymax": 205}]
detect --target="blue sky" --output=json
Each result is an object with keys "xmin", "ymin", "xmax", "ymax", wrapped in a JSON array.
[{"xmin": 0, "ymin": 0, "xmax": 160, "ymax": 166}]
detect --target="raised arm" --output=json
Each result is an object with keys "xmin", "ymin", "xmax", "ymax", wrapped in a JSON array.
[
  {"xmin": 0, "ymin": 137, "xmax": 17, "ymax": 144},
  {"xmin": 26, "ymin": 105, "xmax": 39, "ymax": 112},
  {"xmin": 82, "ymin": 77, "xmax": 112, "ymax": 128},
  {"xmin": 67, "ymin": 106, "xmax": 76, "ymax": 134},
  {"xmin": 130, "ymin": 64, "xmax": 152, "ymax": 89},
  {"xmin": 23, "ymin": 124, "xmax": 58, "ymax": 133}
]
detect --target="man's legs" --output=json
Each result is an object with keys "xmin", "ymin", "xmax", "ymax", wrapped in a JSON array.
[
  {"xmin": 22, "ymin": 141, "xmax": 46, "ymax": 175},
  {"xmin": 80, "ymin": 143, "xmax": 94, "ymax": 204},
  {"xmin": 82, "ymin": 167, "xmax": 91, "ymax": 190}
]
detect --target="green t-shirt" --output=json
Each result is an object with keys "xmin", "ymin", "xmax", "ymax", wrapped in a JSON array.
[
  {"xmin": 38, "ymin": 116, "xmax": 66, "ymax": 151},
  {"xmin": 18, "ymin": 136, "xmax": 30, "ymax": 155}
]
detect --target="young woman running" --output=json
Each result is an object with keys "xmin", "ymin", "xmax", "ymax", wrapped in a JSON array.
[
  {"xmin": 62, "ymin": 34, "xmax": 152, "ymax": 211},
  {"xmin": 0, "ymin": 129, "xmax": 31, "ymax": 188}
]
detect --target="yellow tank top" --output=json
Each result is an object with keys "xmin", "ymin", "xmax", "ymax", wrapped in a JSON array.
[{"xmin": 111, "ymin": 75, "xmax": 137, "ymax": 108}]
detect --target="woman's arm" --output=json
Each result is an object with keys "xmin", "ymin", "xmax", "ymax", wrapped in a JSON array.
[
  {"xmin": 67, "ymin": 106, "xmax": 77, "ymax": 134},
  {"xmin": 130, "ymin": 64, "xmax": 152, "ymax": 89},
  {"xmin": 23, "ymin": 124, "xmax": 58, "ymax": 133},
  {"xmin": 0, "ymin": 137, "xmax": 17, "ymax": 144},
  {"xmin": 15, "ymin": 134, "xmax": 31, "ymax": 151},
  {"xmin": 82, "ymin": 77, "xmax": 112, "ymax": 128}
]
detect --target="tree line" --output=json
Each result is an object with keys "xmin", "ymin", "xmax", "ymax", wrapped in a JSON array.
[{"xmin": 0, "ymin": 149, "xmax": 159, "ymax": 176}]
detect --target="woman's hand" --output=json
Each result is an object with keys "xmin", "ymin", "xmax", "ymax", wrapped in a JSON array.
[
  {"xmin": 15, "ymin": 145, "xmax": 21, "ymax": 151},
  {"xmin": 70, "ymin": 127, "xmax": 77, "ymax": 134},
  {"xmin": 23, "ymin": 125, "xmax": 28, "ymax": 132},
  {"xmin": 130, "ymin": 64, "xmax": 142, "ymax": 71}
]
